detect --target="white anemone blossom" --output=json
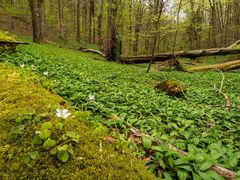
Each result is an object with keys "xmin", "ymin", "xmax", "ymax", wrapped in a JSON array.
[
  {"xmin": 20, "ymin": 64, "xmax": 25, "ymax": 68},
  {"xmin": 89, "ymin": 94, "xmax": 96, "ymax": 101},
  {"xmin": 56, "ymin": 108, "xmax": 71, "ymax": 119},
  {"xmin": 43, "ymin": 71, "xmax": 49, "ymax": 76}
]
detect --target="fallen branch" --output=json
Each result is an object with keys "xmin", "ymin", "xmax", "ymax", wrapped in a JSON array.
[
  {"xmin": 129, "ymin": 127, "xmax": 237, "ymax": 179},
  {"xmin": 215, "ymin": 69, "xmax": 231, "ymax": 111},
  {"xmin": 78, "ymin": 47, "xmax": 105, "ymax": 58},
  {"xmin": 187, "ymin": 60, "xmax": 240, "ymax": 72},
  {"xmin": 227, "ymin": 39, "xmax": 240, "ymax": 49}
]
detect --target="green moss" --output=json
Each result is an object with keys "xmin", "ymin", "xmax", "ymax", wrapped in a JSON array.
[
  {"xmin": 0, "ymin": 30, "xmax": 16, "ymax": 42},
  {"xmin": 0, "ymin": 63, "xmax": 156, "ymax": 179}
]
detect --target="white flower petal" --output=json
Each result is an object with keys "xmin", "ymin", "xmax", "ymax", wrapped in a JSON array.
[{"xmin": 56, "ymin": 109, "xmax": 62, "ymax": 117}]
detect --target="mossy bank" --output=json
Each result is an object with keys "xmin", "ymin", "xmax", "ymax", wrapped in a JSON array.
[{"xmin": 0, "ymin": 63, "xmax": 156, "ymax": 179}]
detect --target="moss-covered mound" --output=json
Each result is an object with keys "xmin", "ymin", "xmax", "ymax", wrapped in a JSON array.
[
  {"xmin": 0, "ymin": 63, "xmax": 156, "ymax": 179},
  {"xmin": 155, "ymin": 80, "xmax": 187, "ymax": 97}
]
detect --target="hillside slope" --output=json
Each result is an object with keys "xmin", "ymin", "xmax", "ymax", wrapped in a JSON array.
[{"xmin": 0, "ymin": 63, "xmax": 156, "ymax": 179}]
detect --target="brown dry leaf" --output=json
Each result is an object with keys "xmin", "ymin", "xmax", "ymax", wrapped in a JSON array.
[{"xmin": 105, "ymin": 136, "xmax": 116, "ymax": 143}]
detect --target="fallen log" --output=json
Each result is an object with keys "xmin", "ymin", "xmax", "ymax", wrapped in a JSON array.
[
  {"xmin": 122, "ymin": 48, "xmax": 240, "ymax": 64},
  {"xmin": 129, "ymin": 127, "xmax": 237, "ymax": 179},
  {"xmin": 0, "ymin": 40, "xmax": 29, "ymax": 51},
  {"xmin": 78, "ymin": 47, "xmax": 105, "ymax": 58},
  {"xmin": 187, "ymin": 60, "xmax": 240, "ymax": 72}
]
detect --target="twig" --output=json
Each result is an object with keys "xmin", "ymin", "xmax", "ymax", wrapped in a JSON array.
[{"xmin": 214, "ymin": 68, "xmax": 231, "ymax": 111}]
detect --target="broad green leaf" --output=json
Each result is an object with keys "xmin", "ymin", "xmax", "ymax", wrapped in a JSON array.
[
  {"xmin": 163, "ymin": 172, "xmax": 172, "ymax": 180},
  {"xmin": 50, "ymin": 148, "xmax": 57, "ymax": 155},
  {"xmin": 174, "ymin": 158, "xmax": 189, "ymax": 166},
  {"xmin": 168, "ymin": 156, "xmax": 175, "ymax": 168},
  {"xmin": 192, "ymin": 172, "xmax": 201, "ymax": 180},
  {"xmin": 177, "ymin": 169, "xmax": 188, "ymax": 180},
  {"xmin": 21, "ymin": 154, "xmax": 31, "ymax": 164},
  {"xmin": 56, "ymin": 123, "xmax": 64, "ymax": 130},
  {"xmin": 205, "ymin": 170, "xmax": 225, "ymax": 180},
  {"xmin": 198, "ymin": 171, "xmax": 212, "ymax": 180},
  {"xmin": 141, "ymin": 136, "xmax": 152, "ymax": 149},
  {"xmin": 30, "ymin": 151, "xmax": 38, "ymax": 160},
  {"xmin": 33, "ymin": 136, "xmax": 43, "ymax": 145},
  {"xmin": 40, "ymin": 130, "xmax": 51, "ymax": 140},
  {"xmin": 57, "ymin": 144, "xmax": 68, "ymax": 151},
  {"xmin": 67, "ymin": 144, "xmax": 74, "ymax": 155},
  {"xmin": 229, "ymin": 157, "xmax": 238, "ymax": 167},
  {"xmin": 179, "ymin": 165, "xmax": 193, "ymax": 172},
  {"xmin": 57, "ymin": 150, "xmax": 69, "ymax": 162},
  {"xmin": 41, "ymin": 122, "xmax": 53, "ymax": 130},
  {"xmin": 43, "ymin": 138, "xmax": 56, "ymax": 149},
  {"xmin": 66, "ymin": 131, "xmax": 80, "ymax": 143},
  {"xmin": 199, "ymin": 160, "xmax": 214, "ymax": 171}
]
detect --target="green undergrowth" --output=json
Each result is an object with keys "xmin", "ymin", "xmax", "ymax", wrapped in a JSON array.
[
  {"xmin": 1, "ymin": 40, "xmax": 240, "ymax": 178},
  {"xmin": 0, "ymin": 63, "xmax": 156, "ymax": 179}
]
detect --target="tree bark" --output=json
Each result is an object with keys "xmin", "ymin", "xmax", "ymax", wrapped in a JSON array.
[
  {"xmin": 28, "ymin": 0, "xmax": 39, "ymax": 43},
  {"xmin": 97, "ymin": 0, "xmax": 104, "ymax": 47},
  {"xmin": 37, "ymin": 0, "xmax": 45, "ymax": 43},
  {"xmin": 122, "ymin": 47, "xmax": 240, "ymax": 64},
  {"xmin": 76, "ymin": 0, "xmax": 81, "ymax": 41},
  {"xmin": 58, "ymin": 0, "xmax": 65, "ymax": 39}
]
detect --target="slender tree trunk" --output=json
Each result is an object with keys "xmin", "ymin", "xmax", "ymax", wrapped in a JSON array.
[
  {"xmin": 88, "ymin": 0, "xmax": 94, "ymax": 43},
  {"xmin": 58, "ymin": 0, "xmax": 65, "ymax": 39},
  {"xmin": 37, "ymin": 0, "xmax": 45, "ymax": 43},
  {"xmin": 146, "ymin": 0, "xmax": 164, "ymax": 73},
  {"xmin": 171, "ymin": 0, "xmax": 184, "ymax": 71},
  {"xmin": 97, "ymin": 0, "xmax": 104, "ymax": 47},
  {"xmin": 28, "ymin": 0, "xmax": 39, "ymax": 43},
  {"xmin": 76, "ymin": 0, "xmax": 81, "ymax": 41}
]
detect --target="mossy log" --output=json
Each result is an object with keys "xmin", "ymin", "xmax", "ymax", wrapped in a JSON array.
[
  {"xmin": 122, "ymin": 48, "xmax": 240, "ymax": 64},
  {"xmin": 187, "ymin": 60, "xmax": 240, "ymax": 72}
]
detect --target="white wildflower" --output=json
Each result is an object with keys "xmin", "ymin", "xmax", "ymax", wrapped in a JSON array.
[
  {"xmin": 20, "ymin": 64, "xmax": 25, "ymax": 68},
  {"xmin": 43, "ymin": 71, "xmax": 49, "ymax": 76},
  {"xmin": 56, "ymin": 108, "xmax": 71, "ymax": 119},
  {"xmin": 89, "ymin": 93, "xmax": 96, "ymax": 102},
  {"xmin": 35, "ymin": 131, "xmax": 40, "ymax": 135}
]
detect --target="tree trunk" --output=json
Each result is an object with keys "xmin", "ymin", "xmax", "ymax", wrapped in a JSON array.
[
  {"xmin": 97, "ymin": 0, "xmax": 104, "ymax": 47},
  {"xmin": 88, "ymin": 0, "xmax": 94, "ymax": 43},
  {"xmin": 58, "ymin": 0, "xmax": 65, "ymax": 39},
  {"xmin": 76, "ymin": 0, "xmax": 81, "ymax": 41},
  {"xmin": 37, "ymin": 0, "xmax": 45, "ymax": 43},
  {"xmin": 28, "ymin": 0, "xmax": 39, "ymax": 43}
]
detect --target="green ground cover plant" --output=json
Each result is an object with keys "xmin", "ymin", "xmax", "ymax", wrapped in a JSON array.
[{"xmin": 1, "ymin": 42, "xmax": 240, "ymax": 179}]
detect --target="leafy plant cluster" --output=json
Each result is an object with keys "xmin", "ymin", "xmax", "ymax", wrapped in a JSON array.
[
  {"xmin": 9, "ymin": 112, "xmax": 80, "ymax": 163},
  {"xmin": 1, "ymin": 43, "xmax": 240, "ymax": 178}
]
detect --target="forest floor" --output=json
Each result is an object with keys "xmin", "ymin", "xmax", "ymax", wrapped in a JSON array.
[
  {"xmin": 0, "ymin": 58, "xmax": 155, "ymax": 179},
  {"xmin": 0, "ymin": 39, "xmax": 240, "ymax": 179}
]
